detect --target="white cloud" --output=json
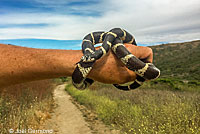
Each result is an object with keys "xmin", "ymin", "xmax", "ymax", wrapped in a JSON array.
[
  {"xmin": 0, "ymin": 13, "xmax": 97, "ymax": 39},
  {"xmin": 0, "ymin": 0, "xmax": 199, "ymax": 44}
]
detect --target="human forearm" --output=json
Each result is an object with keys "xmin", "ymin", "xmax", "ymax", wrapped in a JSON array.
[{"xmin": 0, "ymin": 44, "xmax": 81, "ymax": 87}]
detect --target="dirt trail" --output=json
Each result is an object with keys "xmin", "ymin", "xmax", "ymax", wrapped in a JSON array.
[
  {"xmin": 43, "ymin": 84, "xmax": 92, "ymax": 134},
  {"xmin": 43, "ymin": 84, "xmax": 120, "ymax": 134}
]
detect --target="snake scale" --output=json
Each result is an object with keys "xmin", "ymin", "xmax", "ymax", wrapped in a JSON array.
[{"xmin": 72, "ymin": 28, "xmax": 160, "ymax": 91}]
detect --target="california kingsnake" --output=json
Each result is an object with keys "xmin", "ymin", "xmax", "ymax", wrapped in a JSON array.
[{"xmin": 72, "ymin": 28, "xmax": 160, "ymax": 91}]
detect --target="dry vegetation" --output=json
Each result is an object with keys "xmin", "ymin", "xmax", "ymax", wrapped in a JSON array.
[{"xmin": 0, "ymin": 80, "xmax": 55, "ymax": 134}]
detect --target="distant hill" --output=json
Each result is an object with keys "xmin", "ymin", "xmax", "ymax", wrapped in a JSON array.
[{"xmin": 150, "ymin": 40, "xmax": 200, "ymax": 81}]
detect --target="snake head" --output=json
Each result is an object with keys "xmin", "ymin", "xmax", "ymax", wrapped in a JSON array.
[{"xmin": 81, "ymin": 54, "xmax": 95, "ymax": 63}]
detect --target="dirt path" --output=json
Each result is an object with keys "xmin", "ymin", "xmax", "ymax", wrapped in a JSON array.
[
  {"xmin": 43, "ymin": 84, "xmax": 120, "ymax": 134},
  {"xmin": 43, "ymin": 84, "xmax": 92, "ymax": 134}
]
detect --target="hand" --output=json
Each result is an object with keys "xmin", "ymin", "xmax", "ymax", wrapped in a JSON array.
[
  {"xmin": 88, "ymin": 44, "xmax": 153, "ymax": 84},
  {"xmin": 88, "ymin": 44, "xmax": 139, "ymax": 84}
]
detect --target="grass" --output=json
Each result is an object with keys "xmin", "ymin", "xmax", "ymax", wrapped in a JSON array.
[
  {"xmin": 0, "ymin": 80, "xmax": 55, "ymax": 134},
  {"xmin": 65, "ymin": 78, "xmax": 200, "ymax": 134}
]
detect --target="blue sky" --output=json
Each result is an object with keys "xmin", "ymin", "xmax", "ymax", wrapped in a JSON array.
[
  {"xmin": 0, "ymin": 0, "xmax": 200, "ymax": 47},
  {"xmin": 0, "ymin": 39, "xmax": 83, "ymax": 49}
]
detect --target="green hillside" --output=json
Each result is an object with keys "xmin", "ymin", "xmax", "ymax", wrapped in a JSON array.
[{"xmin": 150, "ymin": 40, "xmax": 200, "ymax": 81}]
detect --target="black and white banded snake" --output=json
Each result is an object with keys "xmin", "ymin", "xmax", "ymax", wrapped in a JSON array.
[{"xmin": 72, "ymin": 28, "xmax": 160, "ymax": 91}]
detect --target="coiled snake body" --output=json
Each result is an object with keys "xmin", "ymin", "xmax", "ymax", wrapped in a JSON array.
[{"xmin": 72, "ymin": 28, "xmax": 160, "ymax": 91}]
